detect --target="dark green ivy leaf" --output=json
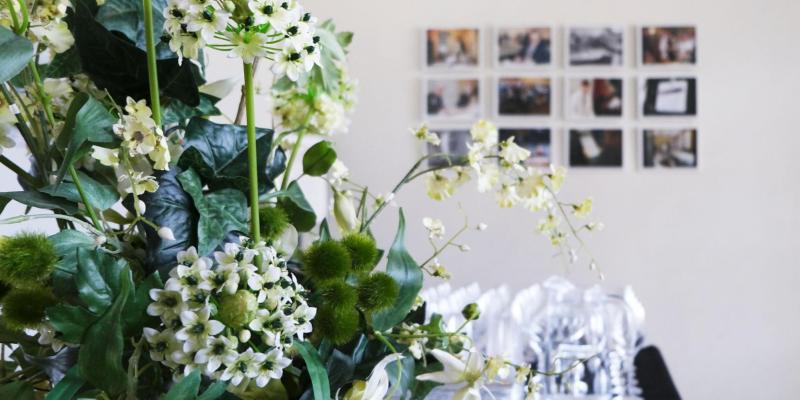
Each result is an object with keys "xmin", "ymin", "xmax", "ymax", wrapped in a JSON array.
[
  {"xmin": 47, "ymin": 304, "xmax": 95, "ymax": 343},
  {"xmin": 302, "ymin": 140, "xmax": 337, "ymax": 177},
  {"xmin": 278, "ymin": 181, "xmax": 316, "ymax": 232},
  {"xmin": 161, "ymin": 94, "xmax": 221, "ymax": 127},
  {"xmin": 122, "ymin": 272, "xmax": 162, "ymax": 335},
  {"xmin": 42, "ymin": 170, "xmax": 119, "ymax": 211},
  {"xmin": 48, "ymin": 230, "xmax": 96, "ymax": 298},
  {"xmin": 0, "ymin": 27, "xmax": 34, "ymax": 84},
  {"xmin": 161, "ymin": 369, "xmax": 201, "ymax": 400},
  {"xmin": 95, "ymin": 0, "xmax": 173, "ymax": 59},
  {"xmin": 75, "ymin": 248, "xmax": 127, "ymax": 314},
  {"xmin": 53, "ymin": 93, "xmax": 116, "ymax": 184}
]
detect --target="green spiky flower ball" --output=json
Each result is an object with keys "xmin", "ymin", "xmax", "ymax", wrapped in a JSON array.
[
  {"xmin": 259, "ymin": 206, "xmax": 290, "ymax": 241},
  {"xmin": 340, "ymin": 233, "xmax": 379, "ymax": 273},
  {"xmin": 318, "ymin": 281, "xmax": 357, "ymax": 311},
  {"xmin": 356, "ymin": 272, "xmax": 399, "ymax": 312},
  {"xmin": 302, "ymin": 240, "xmax": 352, "ymax": 283},
  {"xmin": 1, "ymin": 287, "xmax": 57, "ymax": 330},
  {"xmin": 313, "ymin": 305, "xmax": 359, "ymax": 345},
  {"xmin": 217, "ymin": 290, "xmax": 259, "ymax": 328},
  {"xmin": 0, "ymin": 232, "xmax": 58, "ymax": 287}
]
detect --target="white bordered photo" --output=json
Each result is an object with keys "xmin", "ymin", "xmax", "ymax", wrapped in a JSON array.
[
  {"xmin": 638, "ymin": 75, "xmax": 697, "ymax": 118},
  {"xmin": 423, "ymin": 126, "xmax": 472, "ymax": 168},
  {"xmin": 565, "ymin": 25, "xmax": 626, "ymax": 68},
  {"xmin": 639, "ymin": 127, "xmax": 698, "ymax": 169},
  {"xmin": 565, "ymin": 127, "xmax": 624, "ymax": 168},
  {"xmin": 423, "ymin": 27, "xmax": 481, "ymax": 70},
  {"xmin": 493, "ymin": 76, "xmax": 553, "ymax": 118},
  {"xmin": 422, "ymin": 77, "xmax": 482, "ymax": 121},
  {"xmin": 637, "ymin": 25, "xmax": 698, "ymax": 67},
  {"xmin": 563, "ymin": 76, "xmax": 625, "ymax": 120},
  {"xmin": 498, "ymin": 127, "xmax": 553, "ymax": 167},
  {"xmin": 494, "ymin": 26, "xmax": 554, "ymax": 68}
]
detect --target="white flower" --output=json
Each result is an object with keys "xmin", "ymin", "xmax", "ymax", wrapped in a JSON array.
[
  {"xmin": 475, "ymin": 164, "xmax": 499, "ymax": 193},
  {"xmin": 252, "ymin": 348, "xmax": 292, "ymax": 387},
  {"xmin": 272, "ymin": 49, "xmax": 307, "ymax": 81},
  {"xmin": 225, "ymin": 30, "xmax": 268, "ymax": 64},
  {"xmin": 417, "ymin": 349, "xmax": 486, "ymax": 400},
  {"xmin": 210, "ymin": 263, "xmax": 240, "ymax": 295},
  {"xmin": 177, "ymin": 247, "xmax": 200, "ymax": 264},
  {"xmin": 425, "ymin": 172, "xmax": 453, "ymax": 201},
  {"xmin": 186, "ymin": 8, "xmax": 229, "ymax": 42},
  {"xmin": 496, "ymin": 184, "xmax": 519, "ymax": 208},
  {"xmin": 147, "ymin": 289, "xmax": 184, "ymax": 318},
  {"xmin": 158, "ymin": 227, "xmax": 176, "ymax": 240},
  {"xmin": 143, "ymin": 328, "xmax": 182, "ymax": 364},
  {"xmin": 343, "ymin": 353, "xmax": 403, "ymax": 400},
  {"xmin": 411, "ymin": 124, "xmax": 441, "ymax": 146},
  {"xmin": 499, "ymin": 137, "xmax": 531, "ymax": 165},
  {"xmin": 422, "ymin": 217, "xmax": 445, "ymax": 239},
  {"xmin": 328, "ymin": 160, "xmax": 349, "ymax": 187},
  {"xmin": 29, "ymin": 21, "xmax": 74, "ymax": 53},
  {"xmin": 470, "ymin": 120, "xmax": 498, "ymax": 145},
  {"xmin": 194, "ymin": 335, "xmax": 238, "ymax": 373},
  {"xmin": 476, "ymin": 223, "xmax": 488, "ymax": 231},
  {"xmin": 91, "ymin": 146, "xmax": 120, "ymax": 167},
  {"xmin": 220, "ymin": 348, "xmax": 260, "ymax": 385},
  {"xmin": 289, "ymin": 303, "xmax": 316, "ymax": 340},
  {"xmin": 549, "ymin": 165, "xmax": 566, "ymax": 192},
  {"xmin": 572, "ymin": 197, "xmax": 593, "ymax": 218},
  {"xmin": 248, "ymin": 0, "xmax": 296, "ymax": 30},
  {"xmin": 175, "ymin": 309, "xmax": 224, "ymax": 352}
]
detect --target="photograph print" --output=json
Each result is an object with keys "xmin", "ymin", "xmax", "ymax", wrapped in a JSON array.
[
  {"xmin": 427, "ymin": 128, "xmax": 471, "ymax": 168},
  {"xmin": 425, "ymin": 78, "xmax": 481, "ymax": 120},
  {"xmin": 497, "ymin": 77, "xmax": 551, "ymax": 117},
  {"xmin": 639, "ymin": 76, "xmax": 697, "ymax": 117},
  {"xmin": 568, "ymin": 128, "xmax": 623, "ymax": 167},
  {"xmin": 642, "ymin": 128, "xmax": 697, "ymax": 168},
  {"xmin": 640, "ymin": 26, "xmax": 697, "ymax": 66},
  {"xmin": 426, "ymin": 28, "xmax": 480, "ymax": 68},
  {"xmin": 565, "ymin": 77, "xmax": 624, "ymax": 119},
  {"xmin": 567, "ymin": 26, "xmax": 625, "ymax": 67},
  {"xmin": 499, "ymin": 128, "xmax": 552, "ymax": 167},
  {"xmin": 496, "ymin": 27, "xmax": 552, "ymax": 67}
]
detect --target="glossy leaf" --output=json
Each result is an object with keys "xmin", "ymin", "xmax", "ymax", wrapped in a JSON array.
[
  {"xmin": 0, "ymin": 191, "xmax": 79, "ymax": 215},
  {"xmin": 161, "ymin": 94, "xmax": 221, "ymax": 126},
  {"xmin": 161, "ymin": 369, "xmax": 201, "ymax": 400},
  {"xmin": 294, "ymin": 341, "xmax": 331, "ymax": 400},
  {"xmin": 42, "ymin": 170, "xmax": 119, "ymax": 210},
  {"xmin": 178, "ymin": 168, "xmax": 248, "ymax": 256},
  {"xmin": 96, "ymin": 0, "xmax": 173, "ymax": 59},
  {"xmin": 77, "ymin": 265, "xmax": 132, "ymax": 396},
  {"xmin": 53, "ymin": 93, "xmax": 116, "ymax": 184},
  {"xmin": 178, "ymin": 118, "xmax": 285, "ymax": 194},
  {"xmin": 49, "ymin": 230, "xmax": 96, "ymax": 297},
  {"xmin": 75, "ymin": 248, "xmax": 127, "ymax": 314},
  {"xmin": 302, "ymin": 141, "xmax": 337, "ymax": 176},
  {"xmin": 123, "ymin": 272, "xmax": 163, "ymax": 334},
  {"xmin": 0, "ymin": 27, "xmax": 34, "ymax": 83},
  {"xmin": 196, "ymin": 381, "xmax": 227, "ymax": 400},
  {"xmin": 325, "ymin": 349, "xmax": 354, "ymax": 394},
  {"xmin": 45, "ymin": 366, "xmax": 84, "ymax": 400},
  {"xmin": 278, "ymin": 181, "xmax": 316, "ymax": 232},
  {"xmin": 47, "ymin": 304, "xmax": 95, "ymax": 343},
  {"xmin": 371, "ymin": 209, "xmax": 423, "ymax": 331},
  {"xmin": 386, "ymin": 355, "xmax": 414, "ymax": 397}
]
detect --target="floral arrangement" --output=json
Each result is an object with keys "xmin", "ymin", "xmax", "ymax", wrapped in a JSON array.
[{"xmin": 0, "ymin": 0, "xmax": 600, "ymax": 398}]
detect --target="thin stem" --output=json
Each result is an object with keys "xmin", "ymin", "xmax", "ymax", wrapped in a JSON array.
[
  {"xmin": 280, "ymin": 128, "xmax": 306, "ymax": 190},
  {"xmin": 0, "ymin": 155, "xmax": 35, "ymax": 187},
  {"xmin": 243, "ymin": 62, "xmax": 260, "ymax": 243},
  {"xmin": 142, "ymin": 0, "xmax": 161, "ymax": 125},
  {"xmin": 28, "ymin": 60, "xmax": 55, "ymax": 125},
  {"xmin": 68, "ymin": 166, "xmax": 102, "ymax": 230},
  {"xmin": 234, "ymin": 58, "xmax": 258, "ymax": 124}
]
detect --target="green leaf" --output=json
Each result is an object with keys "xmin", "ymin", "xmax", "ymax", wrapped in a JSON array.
[
  {"xmin": 75, "ymin": 248, "xmax": 127, "ymax": 314},
  {"xmin": 293, "ymin": 341, "xmax": 330, "ymax": 400},
  {"xmin": 162, "ymin": 94, "xmax": 221, "ymax": 126},
  {"xmin": 42, "ymin": 170, "xmax": 119, "ymax": 210},
  {"xmin": 277, "ymin": 181, "xmax": 316, "ymax": 232},
  {"xmin": 53, "ymin": 93, "xmax": 116, "ymax": 184},
  {"xmin": 178, "ymin": 168, "xmax": 248, "ymax": 255},
  {"xmin": 41, "ymin": 47, "xmax": 82, "ymax": 78},
  {"xmin": 122, "ymin": 272, "xmax": 162, "ymax": 334},
  {"xmin": 336, "ymin": 31, "xmax": 354, "ymax": 49},
  {"xmin": 325, "ymin": 349, "xmax": 354, "ymax": 394},
  {"xmin": 371, "ymin": 209, "xmax": 423, "ymax": 331},
  {"xmin": 302, "ymin": 141, "xmax": 337, "ymax": 177},
  {"xmin": 45, "ymin": 366, "xmax": 84, "ymax": 400},
  {"xmin": 0, "ymin": 27, "xmax": 34, "ymax": 84},
  {"xmin": 0, "ymin": 381, "xmax": 35, "ymax": 400},
  {"xmin": 178, "ymin": 118, "xmax": 285, "ymax": 194},
  {"xmin": 386, "ymin": 355, "xmax": 415, "ymax": 396},
  {"xmin": 0, "ymin": 191, "xmax": 79, "ymax": 215},
  {"xmin": 196, "ymin": 381, "xmax": 227, "ymax": 400},
  {"xmin": 318, "ymin": 219, "xmax": 331, "ymax": 242},
  {"xmin": 96, "ymin": 0, "xmax": 173, "ymax": 59},
  {"xmin": 47, "ymin": 304, "xmax": 95, "ymax": 343},
  {"xmin": 161, "ymin": 369, "xmax": 201, "ymax": 400},
  {"xmin": 49, "ymin": 230, "xmax": 96, "ymax": 297},
  {"xmin": 78, "ymin": 265, "xmax": 132, "ymax": 396}
]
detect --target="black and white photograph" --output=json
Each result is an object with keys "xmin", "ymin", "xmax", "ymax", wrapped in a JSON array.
[
  {"xmin": 499, "ymin": 128, "xmax": 552, "ymax": 166},
  {"xmin": 565, "ymin": 78, "xmax": 624, "ymax": 119},
  {"xmin": 641, "ymin": 26, "xmax": 697, "ymax": 66},
  {"xmin": 568, "ymin": 128, "xmax": 623, "ymax": 167},
  {"xmin": 639, "ymin": 77, "xmax": 697, "ymax": 117},
  {"xmin": 642, "ymin": 128, "xmax": 698, "ymax": 168},
  {"xmin": 496, "ymin": 27, "xmax": 552, "ymax": 67},
  {"xmin": 427, "ymin": 129, "xmax": 471, "ymax": 167},
  {"xmin": 424, "ymin": 78, "xmax": 481, "ymax": 120},
  {"xmin": 496, "ymin": 77, "xmax": 551, "ymax": 116},
  {"xmin": 425, "ymin": 28, "xmax": 480, "ymax": 68},
  {"xmin": 567, "ymin": 26, "xmax": 625, "ymax": 67}
]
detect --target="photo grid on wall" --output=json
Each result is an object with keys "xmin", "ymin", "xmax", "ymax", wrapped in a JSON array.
[{"xmin": 420, "ymin": 25, "xmax": 698, "ymax": 170}]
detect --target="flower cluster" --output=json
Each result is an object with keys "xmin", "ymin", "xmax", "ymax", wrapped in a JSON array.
[
  {"xmin": 144, "ymin": 237, "xmax": 315, "ymax": 387},
  {"xmin": 163, "ymin": 0, "xmax": 319, "ymax": 76},
  {"xmin": 91, "ymin": 97, "xmax": 172, "ymax": 195},
  {"xmin": 0, "ymin": 0, "xmax": 75, "ymax": 56}
]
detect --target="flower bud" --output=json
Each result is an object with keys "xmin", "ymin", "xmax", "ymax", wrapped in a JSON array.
[
  {"xmin": 461, "ymin": 303, "xmax": 480, "ymax": 321},
  {"xmin": 333, "ymin": 190, "xmax": 358, "ymax": 233},
  {"xmin": 158, "ymin": 227, "xmax": 175, "ymax": 241},
  {"xmin": 94, "ymin": 235, "xmax": 107, "ymax": 246},
  {"xmin": 239, "ymin": 329, "xmax": 251, "ymax": 343},
  {"xmin": 135, "ymin": 199, "xmax": 146, "ymax": 215}
]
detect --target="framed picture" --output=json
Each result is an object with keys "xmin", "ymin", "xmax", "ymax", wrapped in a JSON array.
[
  {"xmin": 424, "ymin": 28, "xmax": 481, "ymax": 69},
  {"xmin": 423, "ymin": 77, "xmax": 482, "ymax": 121},
  {"xmin": 641, "ymin": 128, "xmax": 698, "ymax": 168},
  {"xmin": 567, "ymin": 128, "xmax": 623, "ymax": 168},
  {"xmin": 566, "ymin": 26, "xmax": 625, "ymax": 67},
  {"xmin": 426, "ymin": 128, "xmax": 471, "ymax": 168},
  {"xmin": 564, "ymin": 77, "xmax": 624, "ymax": 119},
  {"xmin": 639, "ymin": 25, "xmax": 697, "ymax": 66},
  {"xmin": 495, "ymin": 27, "xmax": 553, "ymax": 68},
  {"xmin": 499, "ymin": 128, "xmax": 552, "ymax": 167},
  {"xmin": 495, "ymin": 77, "xmax": 552, "ymax": 117},
  {"xmin": 639, "ymin": 76, "xmax": 697, "ymax": 117}
]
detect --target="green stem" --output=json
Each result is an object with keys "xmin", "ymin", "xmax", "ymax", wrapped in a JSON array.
[
  {"xmin": 68, "ymin": 166, "xmax": 102, "ymax": 230},
  {"xmin": 28, "ymin": 60, "xmax": 55, "ymax": 125},
  {"xmin": 280, "ymin": 128, "xmax": 306, "ymax": 190},
  {"xmin": 243, "ymin": 62, "xmax": 260, "ymax": 242},
  {"xmin": 142, "ymin": 0, "xmax": 161, "ymax": 125},
  {"xmin": 0, "ymin": 155, "xmax": 36, "ymax": 187}
]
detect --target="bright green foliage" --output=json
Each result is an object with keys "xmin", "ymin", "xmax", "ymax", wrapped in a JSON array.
[
  {"xmin": 1, "ymin": 287, "xmax": 57, "ymax": 330},
  {"xmin": 259, "ymin": 206, "xmax": 290, "ymax": 241},
  {"xmin": 340, "ymin": 233, "xmax": 378, "ymax": 273},
  {"xmin": 0, "ymin": 232, "xmax": 59, "ymax": 287},
  {"xmin": 318, "ymin": 281, "xmax": 357, "ymax": 311},
  {"xmin": 217, "ymin": 290, "xmax": 258, "ymax": 328},
  {"xmin": 313, "ymin": 305, "xmax": 358, "ymax": 345},
  {"xmin": 303, "ymin": 240, "xmax": 351, "ymax": 283},
  {"xmin": 356, "ymin": 272, "xmax": 399, "ymax": 312}
]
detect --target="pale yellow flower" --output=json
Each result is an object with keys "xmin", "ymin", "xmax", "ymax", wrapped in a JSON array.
[
  {"xmin": 125, "ymin": 97, "xmax": 153, "ymax": 120},
  {"xmin": 425, "ymin": 172, "xmax": 453, "ymax": 201},
  {"xmin": 499, "ymin": 137, "xmax": 531, "ymax": 165},
  {"xmin": 470, "ymin": 119, "xmax": 497, "ymax": 144},
  {"xmin": 549, "ymin": 165, "xmax": 566, "ymax": 192},
  {"xmin": 475, "ymin": 164, "xmax": 499, "ymax": 193},
  {"xmin": 431, "ymin": 259, "xmax": 450, "ymax": 280},
  {"xmin": 91, "ymin": 146, "xmax": 120, "ymax": 167},
  {"xmin": 149, "ymin": 137, "xmax": 171, "ymax": 171},
  {"xmin": 29, "ymin": 21, "xmax": 74, "ymax": 53},
  {"xmin": 515, "ymin": 363, "xmax": 531, "ymax": 384},
  {"xmin": 572, "ymin": 197, "xmax": 593, "ymax": 218},
  {"xmin": 422, "ymin": 217, "xmax": 445, "ymax": 239},
  {"xmin": 411, "ymin": 124, "xmax": 440, "ymax": 146},
  {"xmin": 496, "ymin": 184, "xmax": 519, "ymax": 208},
  {"xmin": 484, "ymin": 356, "xmax": 510, "ymax": 382}
]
